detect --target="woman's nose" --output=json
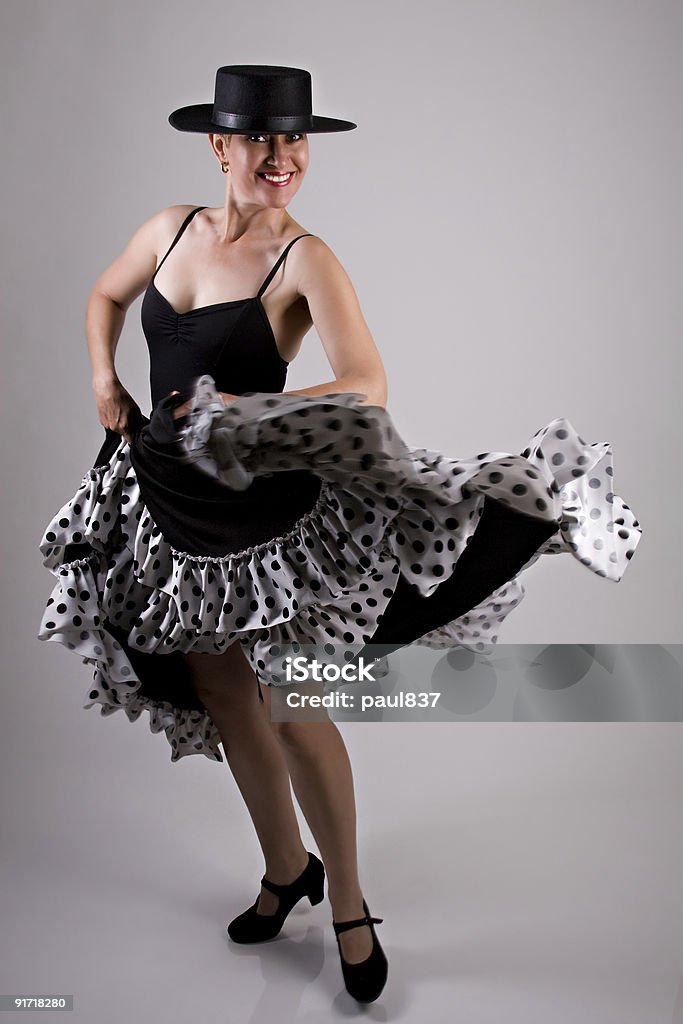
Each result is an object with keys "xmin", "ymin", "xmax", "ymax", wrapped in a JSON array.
[{"xmin": 268, "ymin": 139, "xmax": 288, "ymax": 163}]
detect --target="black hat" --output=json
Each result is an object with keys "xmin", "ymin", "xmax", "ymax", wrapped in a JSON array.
[{"xmin": 169, "ymin": 65, "xmax": 357, "ymax": 135}]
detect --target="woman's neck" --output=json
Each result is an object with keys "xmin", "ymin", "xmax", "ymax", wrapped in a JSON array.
[{"xmin": 212, "ymin": 198, "xmax": 291, "ymax": 244}]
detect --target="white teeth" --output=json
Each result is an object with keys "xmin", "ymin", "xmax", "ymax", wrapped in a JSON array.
[{"xmin": 262, "ymin": 172, "xmax": 292, "ymax": 182}]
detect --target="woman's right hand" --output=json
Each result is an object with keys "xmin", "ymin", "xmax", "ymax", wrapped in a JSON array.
[{"xmin": 93, "ymin": 378, "xmax": 144, "ymax": 445}]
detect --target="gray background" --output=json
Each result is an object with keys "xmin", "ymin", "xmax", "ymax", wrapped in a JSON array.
[{"xmin": 2, "ymin": 1, "xmax": 681, "ymax": 1021}]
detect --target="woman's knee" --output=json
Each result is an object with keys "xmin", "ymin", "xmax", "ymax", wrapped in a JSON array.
[
  {"xmin": 271, "ymin": 717, "xmax": 335, "ymax": 750},
  {"xmin": 262, "ymin": 680, "xmax": 334, "ymax": 742}
]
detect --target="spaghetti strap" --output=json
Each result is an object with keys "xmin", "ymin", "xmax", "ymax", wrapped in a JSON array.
[
  {"xmin": 257, "ymin": 234, "xmax": 313, "ymax": 298},
  {"xmin": 153, "ymin": 206, "xmax": 207, "ymax": 279}
]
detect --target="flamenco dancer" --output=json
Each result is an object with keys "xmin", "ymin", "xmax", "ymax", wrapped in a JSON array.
[{"xmin": 38, "ymin": 65, "xmax": 642, "ymax": 1003}]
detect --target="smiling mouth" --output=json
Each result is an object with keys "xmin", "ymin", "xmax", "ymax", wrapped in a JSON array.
[{"xmin": 257, "ymin": 171, "xmax": 295, "ymax": 186}]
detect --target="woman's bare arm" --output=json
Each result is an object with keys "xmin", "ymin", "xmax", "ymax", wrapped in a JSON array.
[
  {"xmin": 285, "ymin": 236, "xmax": 388, "ymax": 409},
  {"xmin": 86, "ymin": 205, "xmax": 196, "ymax": 441},
  {"xmin": 86, "ymin": 204, "xmax": 195, "ymax": 391}
]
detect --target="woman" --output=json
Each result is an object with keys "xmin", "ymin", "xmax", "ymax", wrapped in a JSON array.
[{"xmin": 38, "ymin": 65, "xmax": 642, "ymax": 1004}]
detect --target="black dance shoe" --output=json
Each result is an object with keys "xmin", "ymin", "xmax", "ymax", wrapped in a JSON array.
[
  {"xmin": 227, "ymin": 851, "xmax": 325, "ymax": 943},
  {"xmin": 333, "ymin": 898, "xmax": 388, "ymax": 1002}
]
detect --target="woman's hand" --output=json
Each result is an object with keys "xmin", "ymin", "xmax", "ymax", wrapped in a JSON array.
[
  {"xmin": 93, "ymin": 378, "xmax": 143, "ymax": 445},
  {"xmin": 169, "ymin": 393, "xmax": 192, "ymax": 421},
  {"xmin": 169, "ymin": 390, "xmax": 238, "ymax": 422}
]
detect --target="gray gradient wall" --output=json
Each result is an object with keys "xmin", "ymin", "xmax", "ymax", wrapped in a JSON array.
[{"xmin": 1, "ymin": 2, "xmax": 681, "ymax": 1017}]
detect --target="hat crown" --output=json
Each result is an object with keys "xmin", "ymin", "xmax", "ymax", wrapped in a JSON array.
[{"xmin": 213, "ymin": 65, "xmax": 312, "ymax": 119}]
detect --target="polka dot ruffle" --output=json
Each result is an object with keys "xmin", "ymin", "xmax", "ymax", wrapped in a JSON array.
[
  {"xmin": 37, "ymin": 373, "xmax": 642, "ymax": 763},
  {"xmin": 181, "ymin": 375, "xmax": 642, "ymax": 671}
]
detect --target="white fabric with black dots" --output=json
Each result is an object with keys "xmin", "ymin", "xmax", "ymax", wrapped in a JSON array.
[{"xmin": 37, "ymin": 372, "xmax": 642, "ymax": 763}]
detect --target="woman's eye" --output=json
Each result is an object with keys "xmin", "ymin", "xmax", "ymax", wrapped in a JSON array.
[{"xmin": 246, "ymin": 133, "xmax": 304, "ymax": 143}]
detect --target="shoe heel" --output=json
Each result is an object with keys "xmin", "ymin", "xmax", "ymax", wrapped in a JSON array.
[
  {"xmin": 308, "ymin": 881, "xmax": 325, "ymax": 906},
  {"xmin": 307, "ymin": 854, "xmax": 325, "ymax": 905}
]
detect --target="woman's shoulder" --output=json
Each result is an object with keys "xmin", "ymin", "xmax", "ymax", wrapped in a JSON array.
[
  {"xmin": 283, "ymin": 227, "xmax": 337, "ymax": 266},
  {"xmin": 157, "ymin": 203, "xmax": 206, "ymax": 233},
  {"xmin": 155, "ymin": 206, "xmax": 205, "ymax": 268},
  {"xmin": 282, "ymin": 231, "xmax": 357, "ymax": 301},
  {"xmin": 285, "ymin": 229, "xmax": 345, "ymax": 270},
  {"xmin": 133, "ymin": 204, "xmax": 204, "ymax": 256}
]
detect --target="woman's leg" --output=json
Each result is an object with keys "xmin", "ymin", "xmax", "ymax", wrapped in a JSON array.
[
  {"xmin": 185, "ymin": 642, "xmax": 375, "ymax": 963},
  {"xmin": 182, "ymin": 642, "xmax": 309, "ymax": 914},
  {"xmin": 261, "ymin": 685, "xmax": 375, "ymax": 965}
]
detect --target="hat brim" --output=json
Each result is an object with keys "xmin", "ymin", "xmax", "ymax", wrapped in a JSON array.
[{"xmin": 168, "ymin": 104, "xmax": 356, "ymax": 134}]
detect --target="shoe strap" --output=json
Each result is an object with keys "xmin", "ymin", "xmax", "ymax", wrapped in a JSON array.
[
  {"xmin": 333, "ymin": 913, "xmax": 384, "ymax": 935},
  {"xmin": 260, "ymin": 859, "xmax": 310, "ymax": 896},
  {"xmin": 260, "ymin": 875, "xmax": 295, "ymax": 896}
]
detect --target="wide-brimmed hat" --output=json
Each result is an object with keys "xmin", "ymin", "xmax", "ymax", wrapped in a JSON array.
[{"xmin": 169, "ymin": 64, "xmax": 356, "ymax": 135}]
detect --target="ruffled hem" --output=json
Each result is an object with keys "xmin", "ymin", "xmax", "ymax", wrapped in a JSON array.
[{"xmin": 37, "ymin": 375, "xmax": 642, "ymax": 762}]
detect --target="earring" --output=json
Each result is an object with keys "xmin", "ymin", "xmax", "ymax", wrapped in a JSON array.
[{"xmin": 221, "ymin": 162, "xmax": 230, "ymax": 173}]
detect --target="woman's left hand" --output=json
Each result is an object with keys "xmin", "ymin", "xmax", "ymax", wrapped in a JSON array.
[
  {"xmin": 169, "ymin": 389, "xmax": 238, "ymax": 421},
  {"xmin": 169, "ymin": 392, "xmax": 192, "ymax": 421}
]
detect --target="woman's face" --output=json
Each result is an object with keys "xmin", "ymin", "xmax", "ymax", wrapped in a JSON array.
[{"xmin": 212, "ymin": 132, "xmax": 309, "ymax": 208}]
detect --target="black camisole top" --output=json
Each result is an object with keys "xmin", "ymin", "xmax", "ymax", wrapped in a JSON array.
[{"xmin": 141, "ymin": 205, "xmax": 312, "ymax": 408}]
